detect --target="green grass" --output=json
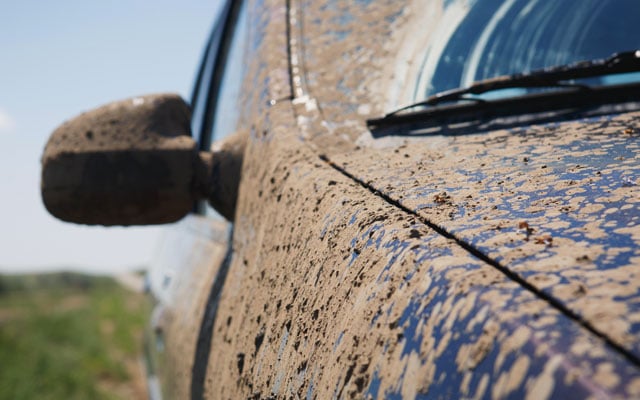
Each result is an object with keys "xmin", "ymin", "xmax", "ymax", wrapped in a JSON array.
[{"xmin": 0, "ymin": 272, "xmax": 151, "ymax": 400}]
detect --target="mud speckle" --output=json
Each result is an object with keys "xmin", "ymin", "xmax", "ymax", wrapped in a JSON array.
[
  {"xmin": 237, "ymin": 353, "xmax": 246, "ymax": 374},
  {"xmin": 199, "ymin": 1, "xmax": 640, "ymax": 398},
  {"xmin": 329, "ymin": 111, "xmax": 640, "ymax": 370},
  {"xmin": 525, "ymin": 355, "xmax": 562, "ymax": 400}
]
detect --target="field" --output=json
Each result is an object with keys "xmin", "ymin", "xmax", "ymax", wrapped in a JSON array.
[{"xmin": 0, "ymin": 272, "xmax": 151, "ymax": 400}]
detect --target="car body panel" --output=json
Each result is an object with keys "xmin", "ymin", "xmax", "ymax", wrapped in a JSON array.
[
  {"xmin": 329, "ymin": 112, "xmax": 640, "ymax": 361},
  {"xmin": 292, "ymin": 0, "xmax": 640, "ymax": 362},
  {"xmin": 146, "ymin": 215, "xmax": 230, "ymax": 399},
  {"xmin": 145, "ymin": 1, "xmax": 292, "ymax": 391},
  {"xmin": 204, "ymin": 100, "xmax": 640, "ymax": 398},
  {"xmin": 177, "ymin": 2, "xmax": 640, "ymax": 399},
  {"xmin": 142, "ymin": 0, "xmax": 640, "ymax": 398}
]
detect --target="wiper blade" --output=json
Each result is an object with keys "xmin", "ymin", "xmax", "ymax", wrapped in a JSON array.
[
  {"xmin": 383, "ymin": 50, "xmax": 640, "ymax": 117},
  {"xmin": 367, "ymin": 82, "xmax": 640, "ymax": 134}
]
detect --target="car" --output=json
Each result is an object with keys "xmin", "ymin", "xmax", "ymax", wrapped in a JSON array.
[{"xmin": 41, "ymin": 0, "xmax": 640, "ymax": 399}]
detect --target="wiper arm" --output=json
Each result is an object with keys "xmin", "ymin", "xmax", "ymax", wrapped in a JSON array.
[{"xmin": 384, "ymin": 50, "xmax": 640, "ymax": 117}]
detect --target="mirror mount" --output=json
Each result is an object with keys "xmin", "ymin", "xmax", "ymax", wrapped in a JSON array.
[
  {"xmin": 198, "ymin": 131, "xmax": 246, "ymax": 220},
  {"xmin": 41, "ymin": 94, "xmax": 243, "ymax": 225}
]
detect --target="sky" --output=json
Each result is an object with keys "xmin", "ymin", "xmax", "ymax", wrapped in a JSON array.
[{"xmin": 0, "ymin": 0, "xmax": 222, "ymax": 273}]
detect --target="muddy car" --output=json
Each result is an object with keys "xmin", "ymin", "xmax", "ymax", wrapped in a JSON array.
[{"xmin": 41, "ymin": 0, "xmax": 640, "ymax": 398}]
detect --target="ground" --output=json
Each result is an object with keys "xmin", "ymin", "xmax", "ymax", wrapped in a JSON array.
[{"xmin": 0, "ymin": 271, "xmax": 150, "ymax": 400}]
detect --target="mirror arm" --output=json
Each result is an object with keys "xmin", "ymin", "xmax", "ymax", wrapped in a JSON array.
[{"xmin": 197, "ymin": 131, "xmax": 247, "ymax": 221}]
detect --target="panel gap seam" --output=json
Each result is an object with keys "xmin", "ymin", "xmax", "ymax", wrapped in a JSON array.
[{"xmin": 319, "ymin": 153, "xmax": 640, "ymax": 369}]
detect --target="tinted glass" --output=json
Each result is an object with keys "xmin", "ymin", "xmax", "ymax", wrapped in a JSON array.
[
  {"xmin": 190, "ymin": 34, "xmax": 219, "ymax": 144},
  {"xmin": 191, "ymin": 2, "xmax": 231, "ymax": 143},
  {"xmin": 208, "ymin": 1, "xmax": 248, "ymax": 143},
  {"xmin": 415, "ymin": 0, "xmax": 640, "ymax": 99},
  {"xmin": 195, "ymin": 0, "xmax": 247, "ymax": 218}
]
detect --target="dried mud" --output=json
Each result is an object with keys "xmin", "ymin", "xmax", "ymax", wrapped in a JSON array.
[{"xmin": 199, "ymin": 0, "xmax": 640, "ymax": 398}]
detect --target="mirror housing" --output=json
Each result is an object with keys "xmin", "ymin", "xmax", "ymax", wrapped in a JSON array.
[{"xmin": 41, "ymin": 93, "xmax": 242, "ymax": 225}]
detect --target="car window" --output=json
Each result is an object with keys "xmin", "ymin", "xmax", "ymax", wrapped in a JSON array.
[
  {"xmin": 190, "ymin": 1, "xmax": 230, "ymax": 147},
  {"xmin": 190, "ymin": 0, "xmax": 247, "ymax": 152},
  {"xmin": 189, "ymin": 0, "xmax": 247, "ymax": 217},
  {"xmin": 415, "ymin": 0, "xmax": 640, "ymax": 100},
  {"xmin": 190, "ymin": 26, "xmax": 220, "ymax": 146},
  {"xmin": 208, "ymin": 2, "xmax": 248, "ymax": 144}
]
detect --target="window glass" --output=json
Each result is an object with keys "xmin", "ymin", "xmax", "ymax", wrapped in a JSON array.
[
  {"xmin": 189, "ymin": 1, "xmax": 233, "ymax": 148},
  {"xmin": 195, "ymin": 0, "xmax": 248, "ymax": 218},
  {"xmin": 190, "ymin": 35, "xmax": 218, "ymax": 143},
  {"xmin": 208, "ymin": 1, "xmax": 248, "ymax": 144},
  {"xmin": 415, "ymin": 0, "xmax": 640, "ymax": 100}
]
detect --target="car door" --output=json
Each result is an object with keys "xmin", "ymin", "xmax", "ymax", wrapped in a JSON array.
[{"xmin": 144, "ymin": 0, "xmax": 247, "ymax": 398}]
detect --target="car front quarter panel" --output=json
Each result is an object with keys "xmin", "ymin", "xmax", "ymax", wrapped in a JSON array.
[
  {"xmin": 193, "ymin": 0, "xmax": 640, "ymax": 398},
  {"xmin": 201, "ymin": 98, "xmax": 640, "ymax": 399}
]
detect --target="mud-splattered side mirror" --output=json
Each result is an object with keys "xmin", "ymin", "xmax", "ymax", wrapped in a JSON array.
[{"xmin": 41, "ymin": 94, "xmax": 243, "ymax": 225}]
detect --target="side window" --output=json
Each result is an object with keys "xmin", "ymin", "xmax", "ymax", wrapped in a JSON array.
[
  {"xmin": 208, "ymin": 2, "xmax": 248, "ymax": 144},
  {"xmin": 190, "ymin": 37, "xmax": 217, "ymax": 145},
  {"xmin": 190, "ymin": 2, "xmax": 230, "ymax": 147},
  {"xmin": 189, "ymin": 0, "xmax": 248, "ymax": 217},
  {"xmin": 190, "ymin": 0, "xmax": 248, "ymax": 153}
]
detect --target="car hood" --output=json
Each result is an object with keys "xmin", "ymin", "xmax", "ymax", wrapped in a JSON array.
[
  {"xmin": 292, "ymin": 0, "xmax": 640, "ymax": 375},
  {"xmin": 325, "ymin": 111, "xmax": 640, "ymax": 362}
]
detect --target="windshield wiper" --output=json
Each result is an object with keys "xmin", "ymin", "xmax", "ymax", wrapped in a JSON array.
[{"xmin": 378, "ymin": 50, "xmax": 640, "ymax": 119}]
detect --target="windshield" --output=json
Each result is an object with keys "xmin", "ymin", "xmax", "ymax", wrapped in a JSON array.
[{"xmin": 415, "ymin": 0, "xmax": 640, "ymax": 100}]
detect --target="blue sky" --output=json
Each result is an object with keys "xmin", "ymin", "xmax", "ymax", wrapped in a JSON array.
[{"xmin": 0, "ymin": 1, "xmax": 222, "ymax": 273}]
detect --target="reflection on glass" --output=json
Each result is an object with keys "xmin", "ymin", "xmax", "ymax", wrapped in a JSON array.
[{"xmin": 415, "ymin": 0, "xmax": 640, "ymax": 99}]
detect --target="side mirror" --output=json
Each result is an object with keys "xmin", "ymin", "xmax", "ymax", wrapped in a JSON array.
[{"xmin": 41, "ymin": 94, "xmax": 243, "ymax": 225}]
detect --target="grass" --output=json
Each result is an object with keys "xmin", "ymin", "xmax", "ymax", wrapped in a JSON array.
[{"xmin": 0, "ymin": 272, "xmax": 151, "ymax": 400}]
